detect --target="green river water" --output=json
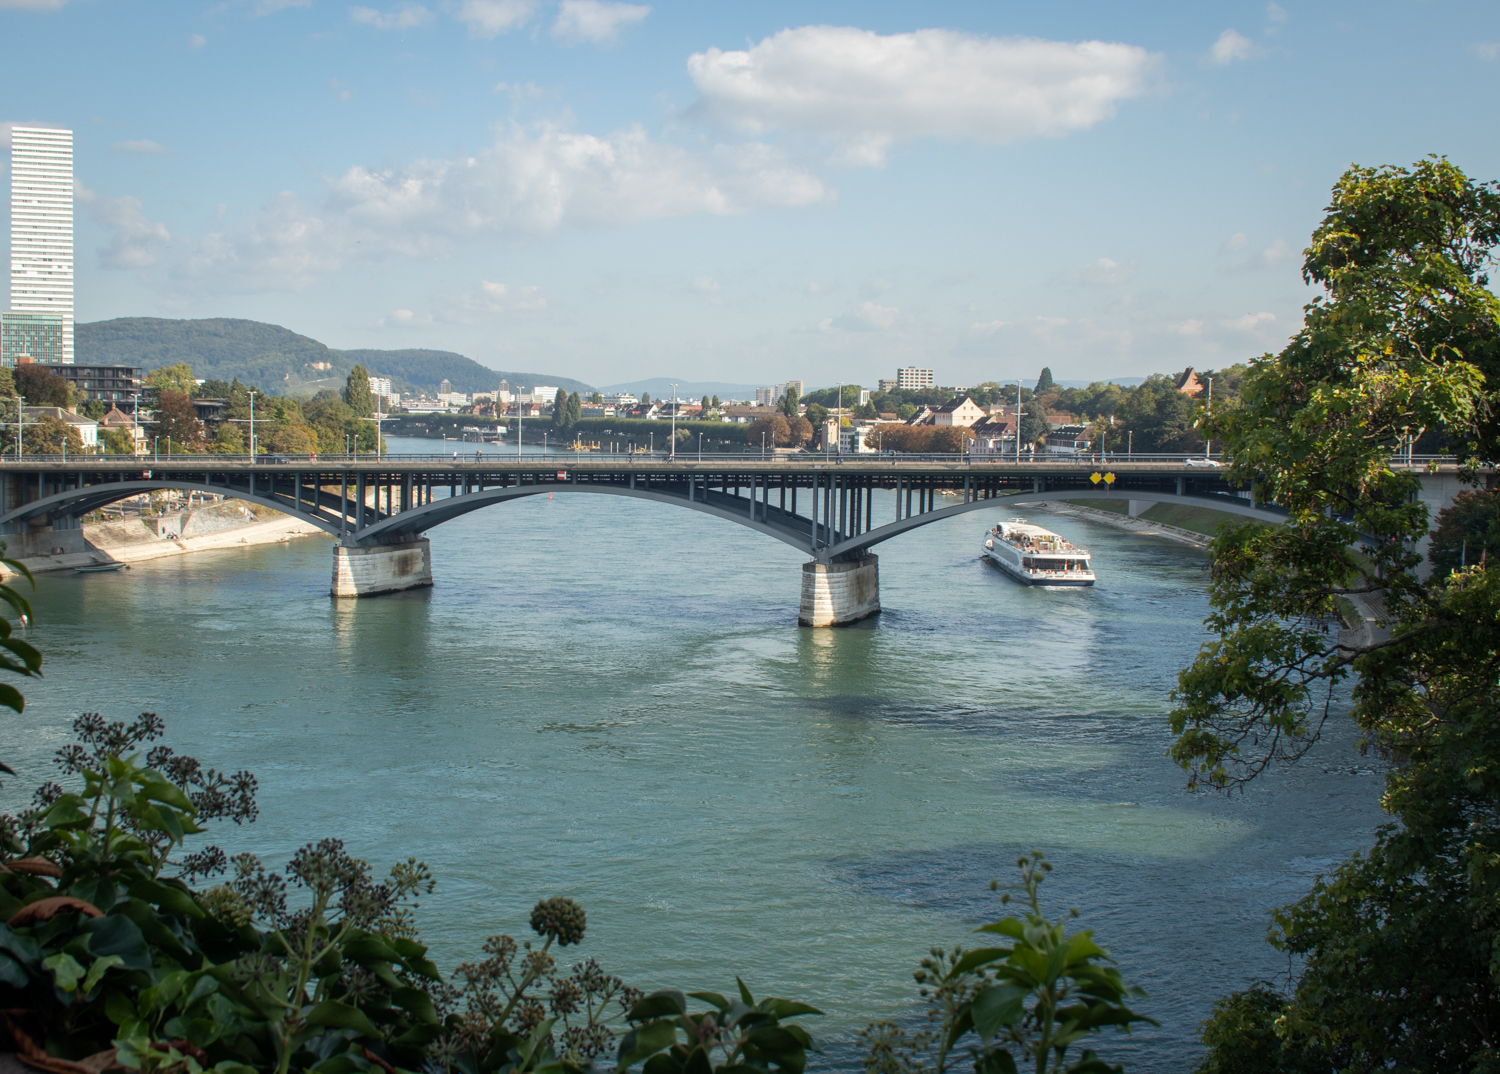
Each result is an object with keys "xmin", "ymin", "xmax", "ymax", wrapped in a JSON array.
[{"xmin": 2, "ymin": 440, "xmax": 1387, "ymax": 1070}]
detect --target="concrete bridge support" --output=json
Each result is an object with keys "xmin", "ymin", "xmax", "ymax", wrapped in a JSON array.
[
  {"xmin": 331, "ymin": 539, "xmax": 433, "ymax": 598},
  {"xmin": 799, "ymin": 554, "xmax": 880, "ymax": 627}
]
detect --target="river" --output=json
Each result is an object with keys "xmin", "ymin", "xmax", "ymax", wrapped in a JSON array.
[{"xmin": 3, "ymin": 437, "xmax": 1388, "ymax": 1071}]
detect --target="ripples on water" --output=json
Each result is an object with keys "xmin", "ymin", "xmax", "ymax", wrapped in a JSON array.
[{"xmin": 4, "ymin": 445, "xmax": 1387, "ymax": 1071}]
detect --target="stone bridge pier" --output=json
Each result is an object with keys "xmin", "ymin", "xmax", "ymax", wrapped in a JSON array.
[{"xmin": 330, "ymin": 539, "xmax": 433, "ymax": 598}]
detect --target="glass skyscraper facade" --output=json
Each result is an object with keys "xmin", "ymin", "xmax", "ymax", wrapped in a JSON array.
[
  {"xmin": 0, "ymin": 311, "xmax": 64, "ymax": 364},
  {"xmin": 10, "ymin": 127, "xmax": 73, "ymax": 363}
]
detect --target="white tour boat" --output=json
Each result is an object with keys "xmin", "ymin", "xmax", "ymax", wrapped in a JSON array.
[{"xmin": 983, "ymin": 519, "xmax": 1095, "ymax": 587}]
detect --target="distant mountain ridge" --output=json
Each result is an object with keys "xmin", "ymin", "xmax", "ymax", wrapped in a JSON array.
[{"xmin": 75, "ymin": 317, "xmax": 593, "ymax": 397}]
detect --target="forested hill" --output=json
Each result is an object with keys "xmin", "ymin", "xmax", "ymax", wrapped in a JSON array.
[{"xmin": 75, "ymin": 317, "xmax": 591, "ymax": 397}]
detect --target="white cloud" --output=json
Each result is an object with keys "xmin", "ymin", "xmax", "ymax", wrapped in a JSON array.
[
  {"xmin": 180, "ymin": 124, "xmax": 826, "ymax": 293},
  {"xmin": 329, "ymin": 78, "xmax": 353, "ymax": 101},
  {"xmin": 1209, "ymin": 29, "xmax": 1254, "ymax": 65},
  {"xmin": 687, "ymin": 26, "xmax": 1158, "ymax": 166},
  {"xmin": 110, "ymin": 139, "xmax": 169, "ymax": 155},
  {"xmin": 1257, "ymin": 237, "xmax": 1293, "ymax": 267},
  {"xmin": 969, "ymin": 320, "xmax": 1007, "ymax": 335},
  {"xmin": 830, "ymin": 301, "xmax": 899, "ymax": 331},
  {"xmin": 0, "ymin": 0, "xmax": 68, "ymax": 8},
  {"xmin": 92, "ymin": 195, "xmax": 172, "ymax": 269},
  {"xmin": 350, "ymin": 2, "xmax": 433, "ymax": 29},
  {"xmin": 1076, "ymin": 257, "xmax": 1135, "ymax": 285},
  {"xmin": 452, "ymin": 0, "xmax": 535, "ymax": 37},
  {"xmin": 1171, "ymin": 319, "xmax": 1204, "ymax": 336},
  {"xmin": 380, "ymin": 308, "xmax": 433, "ymax": 327},
  {"xmin": 1477, "ymin": 42, "xmax": 1499, "ymax": 61},
  {"xmin": 255, "ymin": 0, "xmax": 312, "ymax": 14},
  {"xmin": 380, "ymin": 281, "xmax": 546, "ymax": 327},
  {"xmin": 690, "ymin": 275, "xmax": 720, "ymax": 294},
  {"xmin": 189, "ymin": 33, "xmax": 207, "ymax": 48},
  {"xmin": 551, "ymin": 0, "xmax": 649, "ymax": 46},
  {"xmin": 1220, "ymin": 231, "xmax": 1248, "ymax": 252},
  {"xmin": 1266, "ymin": 2, "xmax": 1288, "ymax": 29},
  {"xmin": 1221, "ymin": 311, "xmax": 1275, "ymax": 331}
]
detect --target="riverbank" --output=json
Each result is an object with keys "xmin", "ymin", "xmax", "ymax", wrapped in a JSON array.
[
  {"xmin": 1031, "ymin": 499, "xmax": 1213, "ymax": 549},
  {"xmin": 0, "ymin": 500, "xmax": 325, "ymax": 579}
]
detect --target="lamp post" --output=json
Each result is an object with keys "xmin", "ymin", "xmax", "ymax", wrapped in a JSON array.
[
  {"xmin": 247, "ymin": 390, "xmax": 258, "ymax": 457},
  {"xmin": 15, "ymin": 395, "xmax": 24, "ymax": 458},
  {"xmin": 1205, "ymin": 377, "xmax": 1213, "ymax": 459},
  {"xmin": 517, "ymin": 399, "xmax": 523, "ymax": 461},
  {"xmin": 698, "ymin": 432, "xmax": 702, "ymax": 461},
  {"xmin": 670, "ymin": 381, "xmax": 677, "ymax": 460}
]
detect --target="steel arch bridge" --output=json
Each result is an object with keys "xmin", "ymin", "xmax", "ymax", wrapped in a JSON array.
[
  {"xmin": 0, "ymin": 453, "xmax": 1282, "ymax": 555},
  {"xmin": 0, "ymin": 453, "xmax": 1300, "ymax": 621}
]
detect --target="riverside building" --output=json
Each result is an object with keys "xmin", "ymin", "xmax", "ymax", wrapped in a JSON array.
[{"xmin": 10, "ymin": 127, "xmax": 74, "ymax": 364}]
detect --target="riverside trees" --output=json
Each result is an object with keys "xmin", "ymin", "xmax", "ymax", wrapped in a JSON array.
[{"xmin": 1176, "ymin": 157, "xmax": 1500, "ymax": 1072}]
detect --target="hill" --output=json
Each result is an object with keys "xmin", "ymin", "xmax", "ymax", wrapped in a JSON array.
[{"xmin": 75, "ymin": 317, "xmax": 592, "ymax": 397}]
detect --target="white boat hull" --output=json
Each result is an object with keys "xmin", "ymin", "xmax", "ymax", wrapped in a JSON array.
[{"xmin": 983, "ymin": 528, "xmax": 1096, "ymax": 587}]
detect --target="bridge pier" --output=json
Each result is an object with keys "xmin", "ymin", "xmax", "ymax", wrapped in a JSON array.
[
  {"xmin": 798, "ymin": 554, "xmax": 880, "ymax": 627},
  {"xmin": 331, "ymin": 539, "xmax": 433, "ymax": 598}
]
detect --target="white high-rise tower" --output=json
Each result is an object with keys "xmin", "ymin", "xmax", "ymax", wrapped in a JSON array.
[{"xmin": 10, "ymin": 127, "xmax": 74, "ymax": 363}]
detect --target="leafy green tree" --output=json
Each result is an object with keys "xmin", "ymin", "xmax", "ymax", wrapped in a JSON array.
[
  {"xmin": 24, "ymin": 415, "xmax": 85, "ymax": 455},
  {"xmin": 567, "ymin": 390, "xmax": 582, "ymax": 426},
  {"xmin": 641, "ymin": 391, "xmax": 651, "ymax": 405},
  {"xmin": 209, "ymin": 421, "xmax": 246, "ymax": 454},
  {"xmin": 78, "ymin": 398, "xmax": 107, "ymax": 420},
  {"xmin": 710, "ymin": 394, "xmax": 719, "ymax": 408},
  {"xmin": 101, "ymin": 426, "xmax": 137, "ymax": 455},
  {"xmin": 1035, "ymin": 367, "xmax": 1055, "ymax": 393},
  {"xmin": 148, "ymin": 390, "xmax": 206, "ymax": 452},
  {"xmin": 551, "ymin": 387, "xmax": 571, "ymax": 429},
  {"xmin": 146, "ymin": 362, "xmax": 197, "ymax": 396},
  {"xmin": 0, "ymin": 368, "xmax": 15, "ymax": 398},
  {"xmin": 344, "ymin": 365, "xmax": 374, "ymax": 418},
  {"xmin": 15, "ymin": 365, "xmax": 70, "ymax": 408},
  {"xmin": 1116, "ymin": 378, "xmax": 1201, "ymax": 453},
  {"xmin": 1175, "ymin": 158, "xmax": 1500, "ymax": 1071},
  {"xmin": 701, "ymin": 394, "xmax": 711, "ymax": 410},
  {"xmin": 1428, "ymin": 488, "xmax": 1500, "ymax": 574},
  {"xmin": 779, "ymin": 384, "xmax": 801, "ymax": 419},
  {"xmin": 896, "ymin": 403, "xmax": 917, "ymax": 421}
]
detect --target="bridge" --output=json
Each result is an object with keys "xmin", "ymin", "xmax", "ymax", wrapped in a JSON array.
[{"xmin": 0, "ymin": 453, "xmax": 1472, "ymax": 625}]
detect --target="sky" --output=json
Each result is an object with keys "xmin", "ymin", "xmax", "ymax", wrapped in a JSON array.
[{"xmin": 4, "ymin": 0, "xmax": 1499, "ymax": 389}]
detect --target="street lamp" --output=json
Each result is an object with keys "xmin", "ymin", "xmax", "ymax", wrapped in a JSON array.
[
  {"xmin": 1205, "ymin": 376, "xmax": 1213, "ymax": 459},
  {"xmin": 698, "ymin": 432, "xmax": 702, "ymax": 461},
  {"xmin": 670, "ymin": 381, "xmax": 677, "ymax": 460}
]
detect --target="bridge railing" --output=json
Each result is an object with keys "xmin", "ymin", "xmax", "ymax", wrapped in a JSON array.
[{"xmin": 0, "ymin": 451, "xmax": 1465, "ymax": 468}]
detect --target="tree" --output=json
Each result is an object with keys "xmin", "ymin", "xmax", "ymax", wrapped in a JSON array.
[
  {"xmin": 147, "ymin": 362, "xmax": 197, "ymax": 396},
  {"xmin": 787, "ymin": 416, "xmax": 813, "ymax": 447},
  {"xmin": 711, "ymin": 394, "xmax": 720, "ymax": 409},
  {"xmin": 896, "ymin": 403, "xmax": 917, "ymax": 421},
  {"xmin": 1035, "ymin": 367, "xmax": 1055, "ymax": 393},
  {"xmin": 749, "ymin": 414, "xmax": 790, "ymax": 449},
  {"xmin": 641, "ymin": 391, "xmax": 651, "ymax": 405},
  {"xmin": 567, "ymin": 390, "xmax": 582, "ymax": 427},
  {"xmin": 1174, "ymin": 158, "xmax": 1500, "ymax": 1070},
  {"xmin": 1428, "ymin": 488, "xmax": 1500, "ymax": 575},
  {"xmin": 805, "ymin": 402, "xmax": 829, "ymax": 428},
  {"xmin": 552, "ymin": 387, "xmax": 571, "ymax": 428},
  {"xmin": 15, "ymin": 365, "xmax": 69, "ymax": 407},
  {"xmin": 701, "ymin": 394, "xmax": 711, "ymax": 410},
  {"xmin": 344, "ymin": 365, "xmax": 374, "ymax": 418},
  {"xmin": 79, "ymin": 398, "xmax": 107, "ymax": 420},
  {"xmin": 209, "ymin": 422, "xmax": 246, "ymax": 454},
  {"xmin": 25, "ymin": 415, "xmax": 85, "ymax": 455},
  {"xmin": 779, "ymin": 384, "xmax": 801, "ymax": 419},
  {"xmin": 0, "ymin": 368, "xmax": 14, "ymax": 398},
  {"xmin": 591, "ymin": 392, "xmax": 603, "ymax": 404},
  {"xmin": 148, "ymin": 390, "xmax": 206, "ymax": 452},
  {"xmin": 101, "ymin": 426, "xmax": 137, "ymax": 455}
]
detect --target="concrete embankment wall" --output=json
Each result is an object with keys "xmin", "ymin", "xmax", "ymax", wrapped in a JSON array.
[{"xmin": 0, "ymin": 500, "xmax": 326, "ymax": 577}]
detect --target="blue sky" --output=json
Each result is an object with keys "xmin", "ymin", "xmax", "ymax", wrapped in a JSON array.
[{"xmin": 5, "ymin": 0, "xmax": 1499, "ymax": 388}]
